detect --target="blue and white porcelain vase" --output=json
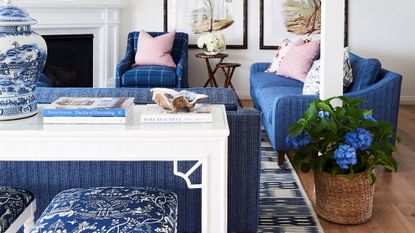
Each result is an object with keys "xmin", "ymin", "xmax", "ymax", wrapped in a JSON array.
[{"xmin": 0, "ymin": 0, "xmax": 47, "ymax": 120}]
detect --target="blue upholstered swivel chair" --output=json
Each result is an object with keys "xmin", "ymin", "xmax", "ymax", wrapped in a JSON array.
[{"xmin": 116, "ymin": 32, "xmax": 189, "ymax": 88}]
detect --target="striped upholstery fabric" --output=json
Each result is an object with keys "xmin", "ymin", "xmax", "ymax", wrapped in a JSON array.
[
  {"xmin": 116, "ymin": 32, "xmax": 188, "ymax": 88},
  {"xmin": 35, "ymin": 87, "xmax": 239, "ymax": 111},
  {"xmin": 122, "ymin": 65, "xmax": 176, "ymax": 87},
  {"xmin": 277, "ymin": 40, "xmax": 321, "ymax": 82}
]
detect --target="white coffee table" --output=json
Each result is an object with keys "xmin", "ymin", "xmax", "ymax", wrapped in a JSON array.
[{"xmin": 0, "ymin": 104, "xmax": 230, "ymax": 233}]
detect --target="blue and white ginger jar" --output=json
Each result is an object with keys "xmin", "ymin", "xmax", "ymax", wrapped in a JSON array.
[{"xmin": 0, "ymin": 0, "xmax": 47, "ymax": 120}]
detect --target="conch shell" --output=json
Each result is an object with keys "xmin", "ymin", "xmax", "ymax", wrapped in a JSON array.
[{"xmin": 150, "ymin": 88, "xmax": 208, "ymax": 112}]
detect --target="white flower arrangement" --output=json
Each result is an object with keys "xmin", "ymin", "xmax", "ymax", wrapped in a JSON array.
[{"xmin": 197, "ymin": 32, "xmax": 226, "ymax": 54}]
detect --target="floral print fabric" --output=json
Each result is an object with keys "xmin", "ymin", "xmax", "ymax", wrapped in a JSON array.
[
  {"xmin": 30, "ymin": 187, "xmax": 177, "ymax": 233},
  {"xmin": 302, "ymin": 48, "xmax": 354, "ymax": 95},
  {"xmin": 0, "ymin": 186, "xmax": 34, "ymax": 232}
]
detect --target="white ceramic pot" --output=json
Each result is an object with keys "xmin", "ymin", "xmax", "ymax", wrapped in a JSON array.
[
  {"xmin": 0, "ymin": 0, "xmax": 47, "ymax": 120},
  {"xmin": 203, "ymin": 51, "xmax": 219, "ymax": 56}
]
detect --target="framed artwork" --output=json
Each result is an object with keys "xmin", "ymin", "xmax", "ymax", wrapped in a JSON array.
[
  {"xmin": 164, "ymin": 0, "xmax": 248, "ymax": 49},
  {"xmin": 260, "ymin": 0, "xmax": 348, "ymax": 50}
]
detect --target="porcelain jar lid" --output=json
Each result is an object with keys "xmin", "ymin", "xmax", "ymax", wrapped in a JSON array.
[{"xmin": 0, "ymin": 0, "xmax": 37, "ymax": 26}]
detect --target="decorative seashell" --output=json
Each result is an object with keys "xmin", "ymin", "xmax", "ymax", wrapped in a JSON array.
[{"xmin": 150, "ymin": 88, "xmax": 208, "ymax": 112}]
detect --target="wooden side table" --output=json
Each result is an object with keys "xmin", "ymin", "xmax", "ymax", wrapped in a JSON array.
[
  {"xmin": 217, "ymin": 63, "xmax": 243, "ymax": 108},
  {"xmin": 195, "ymin": 53, "xmax": 228, "ymax": 87}
]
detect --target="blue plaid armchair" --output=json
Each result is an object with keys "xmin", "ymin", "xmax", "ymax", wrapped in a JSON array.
[{"xmin": 116, "ymin": 31, "xmax": 189, "ymax": 88}]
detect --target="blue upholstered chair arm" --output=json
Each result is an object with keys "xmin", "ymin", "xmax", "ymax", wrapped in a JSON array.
[
  {"xmin": 176, "ymin": 45, "xmax": 189, "ymax": 88},
  {"xmin": 115, "ymin": 33, "xmax": 136, "ymax": 87},
  {"xmin": 115, "ymin": 56, "xmax": 134, "ymax": 87},
  {"xmin": 273, "ymin": 70, "xmax": 403, "ymax": 151},
  {"xmin": 250, "ymin": 63, "xmax": 270, "ymax": 75},
  {"xmin": 226, "ymin": 109, "xmax": 261, "ymax": 232}
]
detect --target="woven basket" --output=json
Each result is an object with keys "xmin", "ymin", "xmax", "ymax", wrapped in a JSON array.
[{"xmin": 314, "ymin": 170, "xmax": 376, "ymax": 224}]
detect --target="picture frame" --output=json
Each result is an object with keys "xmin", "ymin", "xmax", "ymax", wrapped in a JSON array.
[
  {"xmin": 164, "ymin": 0, "xmax": 248, "ymax": 49},
  {"xmin": 260, "ymin": 0, "xmax": 348, "ymax": 50}
]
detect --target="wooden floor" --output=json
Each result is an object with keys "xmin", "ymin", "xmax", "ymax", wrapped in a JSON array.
[{"xmin": 241, "ymin": 100, "xmax": 415, "ymax": 233}]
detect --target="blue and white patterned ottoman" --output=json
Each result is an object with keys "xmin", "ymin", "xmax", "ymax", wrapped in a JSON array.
[
  {"xmin": 0, "ymin": 187, "xmax": 36, "ymax": 233},
  {"xmin": 30, "ymin": 187, "xmax": 178, "ymax": 233}
]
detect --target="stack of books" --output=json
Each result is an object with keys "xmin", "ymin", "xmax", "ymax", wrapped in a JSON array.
[
  {"xmin": 43, "ymin": 97, "xmax": 134, "ymax": 124},
  {"xmin": 140, "ymin": 104, "xmax": 213, "ymax": 123}
]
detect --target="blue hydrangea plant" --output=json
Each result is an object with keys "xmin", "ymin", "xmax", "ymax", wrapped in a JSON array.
[{"xmin": 286, "ymin": 96, "xmax": 399, "ymax": 185}]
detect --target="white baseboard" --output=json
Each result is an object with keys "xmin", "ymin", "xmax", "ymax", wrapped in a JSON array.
[
  {"xmin": 237, "ymin": 91, "xmax": 251, "ymax": 100},
  {"xmin": 400, "ymin": 96, "xmax": 415, "ymax": 105}
]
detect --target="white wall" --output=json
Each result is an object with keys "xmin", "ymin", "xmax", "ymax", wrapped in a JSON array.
[
  {"xmin": 349, "ymin": 1, "xmax": 415, "ymax": 105},
  {"xmin": 126, "ymin": 0, "xmax": 415, "ymax": 103}
]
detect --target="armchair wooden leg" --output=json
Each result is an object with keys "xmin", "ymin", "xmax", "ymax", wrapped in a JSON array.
[{"xmin": 278, "ymin": 151, "xmax": 286, "ymax": 166}]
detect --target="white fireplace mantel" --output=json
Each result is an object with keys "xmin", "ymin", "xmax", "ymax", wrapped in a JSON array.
[{"xmin": 13, "ymin": 0, "xmax": 129, "ymax": 88}]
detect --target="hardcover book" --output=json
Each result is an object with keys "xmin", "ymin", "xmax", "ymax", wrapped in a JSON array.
[
  {"xmin": 140, "ymin": 104, "xmax": 212, "ymax": 123},
  {"xmin": 43, "ymin": 97, "xmax": 134, "ymax": 124}
]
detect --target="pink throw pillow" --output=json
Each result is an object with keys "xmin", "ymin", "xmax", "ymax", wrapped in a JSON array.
[
  {"xmin": 277, "ymin": 40, "xmax": 320, "ymax": 82},
  {"xmin": 265, "ymin": 39, "xmax": 307, "ymax": 73},
  {"xmin": 134, "ymin": 30, "xmax": 176, "ymax": 68}
]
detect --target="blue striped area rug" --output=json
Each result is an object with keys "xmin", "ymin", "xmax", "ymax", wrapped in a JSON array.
[{"xmin": 258, "ymin": 132, "xmax": 324, "ymax": 233}]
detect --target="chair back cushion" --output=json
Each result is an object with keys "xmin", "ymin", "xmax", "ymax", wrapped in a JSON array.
[
  {"xmin": 134, "ymin": 30, "xmax": 176, "ymax": 67},
  {"xmin": 348, "ymin": 53, "xmax": 381, "ymax": 92},
  {"xmin": 129, "ymin": 31, "xmax": 188, "ymax": 66}
]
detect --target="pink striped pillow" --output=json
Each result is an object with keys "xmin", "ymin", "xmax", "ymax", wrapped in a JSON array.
[
  {"xmin": 134, "ymin": 30, "xmax": 176, "ymax": 68},
  {"xmin": 277, "ymin": 40, "xmax": 320, "ymax": 82},
  {"xmin": 265, "ymin": 39, "xmax": 307, "ymax": 73}
]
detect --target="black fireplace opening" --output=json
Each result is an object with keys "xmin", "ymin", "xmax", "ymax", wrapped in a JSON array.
[{"xmin": 43, "ymin": 34, "xmax": 94, "ymax": 87}]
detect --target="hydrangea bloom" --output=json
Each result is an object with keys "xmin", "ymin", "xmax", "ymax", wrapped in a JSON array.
[
  {"xmin": 334, "ymin": 144, "xmax": 358, "ymax": 169},
  {"xmin": 364, "ymin": 114, "xmax": 377, "ymax": 123},
  {"xmin": 286, "ymin": 132, "xmax": 311, "ymax": 149},
  {"xmin": 345, "ymin": 128, "xmax": 373, "ymax": 151},
  {"xmin": 318, "ymin": 111, "xmax": 330, "ymax": 119},
  {"xmin": 197, "ymin": 32, "xmax": 226, "ymax": 52}
]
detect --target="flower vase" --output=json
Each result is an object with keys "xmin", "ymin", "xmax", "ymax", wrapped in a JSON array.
[
  {"xmin": 203, "ymin": 50, "xmax": 219, "ymax": 56},
  {"xmin": 0, "ymin": 0, "xmax": 47, "ymax": 120},
  {"xmin": 314, "ymin": 170, "xmax": 376, "ymax": 224},
  {"xmin": 197, "ymin": 32, "xmax": 226, "ymax": 56}
]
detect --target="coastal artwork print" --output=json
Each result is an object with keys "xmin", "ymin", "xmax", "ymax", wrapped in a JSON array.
[
  {"xmin": 164, "ymin": 0, "xmax": 247, "ymax": 49},
  {"xmin": 260, "ymin": 0, "xmax": 322, "ymax": 49}
]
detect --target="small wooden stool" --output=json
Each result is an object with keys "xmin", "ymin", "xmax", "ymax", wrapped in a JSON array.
[
  {"xmin": 195, "ymin": 53, "xmax": 228, "ymax": 88},
  {"xmin": 217, "ymin": 63, "xmax": 243, "ymax": 107}
]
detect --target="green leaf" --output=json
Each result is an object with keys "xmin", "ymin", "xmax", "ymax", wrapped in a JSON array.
[
  {"xmin": 300, "ymin": 162, "xmax": 312, "ymax": 173},
  {"xmin": 382, "ymin": 155, "xmax": 398, "ymax": 172},
  {"xmin": 396, "ymin": 136, "xmax": 402, "ymax": 144},
  {"xmin": 315, "ymin": 118, "xmax": 328, "ymax": 132},
  {"xmin": 304, "ymin": 102, "xmax": 317, "ymax": 120},
  {"xmin": 289, "ymin": 123, "xmax": 304, "ymax": 138},
  {"xmin": 292, "ymin": 152, "xmax": 308, "ymax": 166},
  {"xmin": 316, "ymin": 156, "xmax": 328, "ymax": 172},
  {"xmin": 368, "ymin": 171, "xmax": 377, "ymax": 186},
  {"xmin": 316, "ymin": 102, "xmax": 334, "ymax": 115},
  {"xmin": 327, "ymin": 120, "xmax": 338, "ymax": 134},
  {"xmin": 347, "ymin": 173, "xmax": 355, "ymax": 180}
]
